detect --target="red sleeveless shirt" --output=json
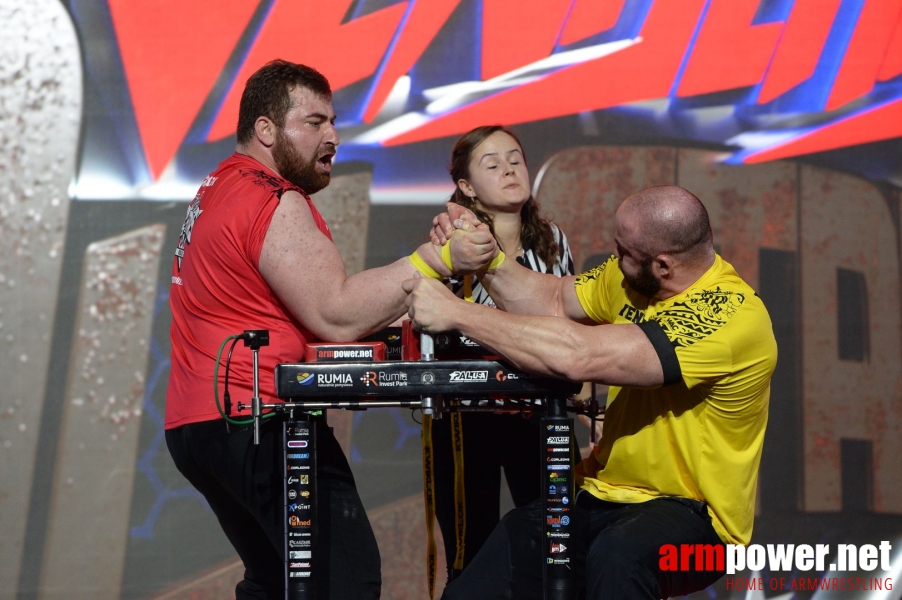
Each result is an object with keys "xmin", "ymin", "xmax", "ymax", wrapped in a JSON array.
[{"xmin": 166, "ymin": 153, "xmax": 331, "ymax": 429}]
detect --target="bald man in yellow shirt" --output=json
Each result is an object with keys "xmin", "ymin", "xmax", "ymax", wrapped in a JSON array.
[{"xmin": 405, "ymin": 185, "xmax": 777, "ymax": 599}]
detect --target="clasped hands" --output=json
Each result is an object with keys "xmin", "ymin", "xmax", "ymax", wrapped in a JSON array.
[{"xmin": 403, "ymin": 204, "xmax": 497, "ymax": 333}]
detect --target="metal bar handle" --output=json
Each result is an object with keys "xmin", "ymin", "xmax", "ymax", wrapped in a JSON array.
[{"xmin": 420, "ymin": 331, "xmax": 435, "ymax": 415}]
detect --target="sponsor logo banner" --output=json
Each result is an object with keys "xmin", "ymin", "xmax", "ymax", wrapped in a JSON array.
[
  {"xmin": 317, "ymin": 373, "xmax": 354, "ymax": 388},
  {"xmin": 449, "ymin": 370, "xmax": 488, "ymax": 382}
]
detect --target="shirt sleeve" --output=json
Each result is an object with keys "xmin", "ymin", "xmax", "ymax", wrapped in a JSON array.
[
  {"xmin": 652, "ymin": 288, "xmax": 751, "ymax": 390},
  {"xmin": 573, "ymin": 256, "xmax": 618, "ymax": 323}
]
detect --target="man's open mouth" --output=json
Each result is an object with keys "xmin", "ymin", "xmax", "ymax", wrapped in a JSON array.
[{"xmin": 317, "ymin": 153, "xmax": 333, "ymax": 171}]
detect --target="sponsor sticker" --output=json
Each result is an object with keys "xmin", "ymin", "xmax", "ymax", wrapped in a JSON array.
[
  {"xmin": 317, "ymin": 373, "xmax": 354, "ymax": 388},
  {"xmin": 361, "ymin": 371, "xmax": 409, "ymax": 387},
  {"xmin": 547, "ymin": 515, "xmax": 564, "ymax": 526},
  {"xmin": 317, "ymin": 348, "xmax": 374, "ymax": 359},
  {"xmin": 449, "ymin": 370, "xmax": 488, "ymax": 382},
  {"xmin": 459, "ymin": 335, "xmax": 479, "ymax": 347}
]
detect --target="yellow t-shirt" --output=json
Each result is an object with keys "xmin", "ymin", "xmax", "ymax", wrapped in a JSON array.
[{"xmin": 573, "ymin": 254, "xmax": 777, "ymax": 545}]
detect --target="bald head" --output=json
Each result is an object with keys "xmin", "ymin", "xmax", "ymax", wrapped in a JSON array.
[{"xmin": 618, "ymin": 186, "xmax": 713, "ymax": 263}]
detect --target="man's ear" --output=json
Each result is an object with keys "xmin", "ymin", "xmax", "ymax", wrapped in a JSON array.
[
  {"xmin": 654, "ymin": 255, "xmax": 675, "ymax": 280},
  {"xmin": 457, "ymin": 179, "xmax": 475, "ymax": 199},
  {"xmin": 255, "ymin": 117, "xmax": 276, "ymax": 148}
]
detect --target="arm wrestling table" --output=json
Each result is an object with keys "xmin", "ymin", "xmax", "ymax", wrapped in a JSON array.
[{"xmin": 242, "ymin": 331, "xmax": 586, "ymax": 600}]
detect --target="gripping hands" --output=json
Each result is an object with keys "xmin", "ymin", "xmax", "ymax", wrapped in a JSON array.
[
  {"xmin": 432, "ymin": 203, "xmax": 504, "ymax": 274},
  {"xmin": 405, "ymin": 203, "xmax": 504, "ymax": 333},
  {"xmin": 411, "ymin": 203, "xmax": 502, "ymax": 278}
]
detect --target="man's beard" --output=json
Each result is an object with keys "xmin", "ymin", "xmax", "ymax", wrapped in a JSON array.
[
  {"xmin": 622, "ymin": 256, "xmax": 661, "ymax": 298},
  {"xmin": 272, "ymin": 128, "xmax": 331, "ymax": 194}
]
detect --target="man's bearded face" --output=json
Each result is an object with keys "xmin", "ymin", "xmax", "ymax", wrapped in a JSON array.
[
  {"xmin": 622, "ymin": 254, "xmax": 661, "ymax": 299},
  {"xmin": 272, "ymin": 126, "xmax": 333, "ymax": 194}
]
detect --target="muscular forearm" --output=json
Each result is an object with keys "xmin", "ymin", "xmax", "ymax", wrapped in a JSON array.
[
  {"xmin": 442, "ymin": 301, "xmax": 663, "ymax": 387},
  {"xmin": 445, "ymin": 302, "xmax": 589, "ymax": 381},
  {"xmin": 478, "ymin": 258, "xmax": 568, "ymax": 317}
]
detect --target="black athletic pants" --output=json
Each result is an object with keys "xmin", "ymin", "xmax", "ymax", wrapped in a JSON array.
[
  {"xmin": 166, "ymin": 416, "xmax": 381, "ymax": 600},
  {"xmin": 441, "ymin": 493, "xmax": 726, "ymax": 600}
]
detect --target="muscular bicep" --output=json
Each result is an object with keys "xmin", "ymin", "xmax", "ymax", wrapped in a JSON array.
[
  {"xmin": 258, "ymin": 191, "xmax": 347, "ymax": 334},
  {"xmin": 581, "ymin": 322, "xmax": 669, "ymax": 387}
]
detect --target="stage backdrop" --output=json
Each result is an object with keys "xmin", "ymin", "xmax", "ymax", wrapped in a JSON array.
[{"xmin": 1, "ymin": 0, "xmax": 901, "ymax": 598}]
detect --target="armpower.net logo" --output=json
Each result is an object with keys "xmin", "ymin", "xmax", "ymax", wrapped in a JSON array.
[{"xmin": 660, "ymin": 541, "xmax": 895, "ymax": 592}]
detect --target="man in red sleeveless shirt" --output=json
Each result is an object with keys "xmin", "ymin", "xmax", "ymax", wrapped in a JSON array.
[{"xmin": 166, "ymin": 60, "xmax": 496, "ymax": 600}]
